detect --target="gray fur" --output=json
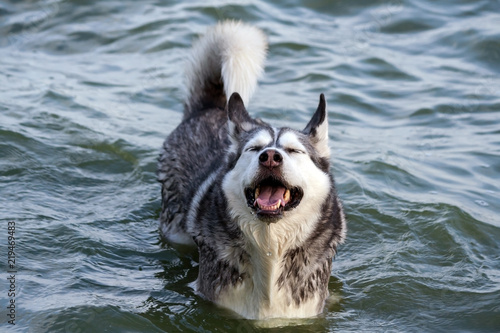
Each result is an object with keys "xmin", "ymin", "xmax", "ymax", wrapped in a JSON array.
[{"xmin": 157, "ymin": 22, "xmax": 346, "ymax": 319}]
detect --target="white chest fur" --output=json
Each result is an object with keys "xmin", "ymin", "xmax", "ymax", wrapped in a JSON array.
[{"xmin": 215, "ymin": 222, "xmax": 324, "ymax": 319}]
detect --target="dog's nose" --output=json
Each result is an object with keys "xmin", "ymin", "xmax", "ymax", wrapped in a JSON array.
[{"xmin": 259, "ymin": 149, "xmax": 282, "ymax": 168}]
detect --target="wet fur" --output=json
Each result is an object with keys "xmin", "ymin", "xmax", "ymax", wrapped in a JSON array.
[{"xmin": 158, "ymin": 21, "xmax": 346, "ymax": 319}]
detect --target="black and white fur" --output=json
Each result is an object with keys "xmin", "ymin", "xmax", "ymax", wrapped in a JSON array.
[{"xmin": 158, "ymin": 21, "xmax": 346, "ymax": 320}]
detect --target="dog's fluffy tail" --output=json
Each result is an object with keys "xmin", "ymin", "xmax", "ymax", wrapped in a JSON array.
[{"xmin": 184, "ymin": 21, "xmax": 267, "ymax": 118}]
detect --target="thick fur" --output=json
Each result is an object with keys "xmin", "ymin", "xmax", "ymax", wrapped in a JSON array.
[{"xmin": 158, "ymin": 21, "xmax": 346, "ymax": 320}]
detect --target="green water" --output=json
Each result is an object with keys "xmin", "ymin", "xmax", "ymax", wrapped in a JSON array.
[{"xmin": 1, "ymin": 0, "xmax": 499, "ymax": 332}]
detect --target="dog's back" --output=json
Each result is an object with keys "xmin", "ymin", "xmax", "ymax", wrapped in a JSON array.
[{"xmin": 157, "ymin": 22, "xmax": 267, "ymax": 244}]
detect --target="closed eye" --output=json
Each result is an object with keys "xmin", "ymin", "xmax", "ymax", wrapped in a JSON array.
[
  {"xmin": 246, "ymin": 146, "xmax": 263, "ymax": 152},
  {"xmin": 285, "ymin": 148, "xmax": 305, "ymax": 154}
]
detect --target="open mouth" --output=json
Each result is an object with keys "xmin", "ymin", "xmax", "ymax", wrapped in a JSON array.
[{"xmin": 244, "ymin": 177, "xmax": 303, "ymax": 221}]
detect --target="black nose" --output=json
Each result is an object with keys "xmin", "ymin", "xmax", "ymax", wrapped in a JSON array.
[{"xmin": 259, "ymin": 149, "xmax": 282, "ymax": 168}]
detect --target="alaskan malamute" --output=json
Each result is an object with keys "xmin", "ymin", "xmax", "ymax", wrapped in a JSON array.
[{"xmin": 158, "ymin": 21, "xmax": 346, "ymax": 320}]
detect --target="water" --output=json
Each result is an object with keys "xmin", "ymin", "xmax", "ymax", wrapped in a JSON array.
[{"xmin": 1, "ymin": 0, "xmax": 499, "ymax": 332}]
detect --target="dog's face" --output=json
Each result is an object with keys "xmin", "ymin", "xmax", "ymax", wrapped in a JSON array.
[{"xmin": 222, "ymin": 93, "xmax": 332, "ymax": 238}]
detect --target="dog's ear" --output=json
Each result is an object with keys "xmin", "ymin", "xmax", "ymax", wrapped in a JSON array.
[
  {"xmin": 227, "ymin": 92, "xmax": 255, "ymax": 140},
  {"xmin": 303, "ymin": 94, "xmax": 330, "ymax": 158}
]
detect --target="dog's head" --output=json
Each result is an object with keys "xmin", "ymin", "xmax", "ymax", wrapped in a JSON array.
[{"xmin": 222, "ymin": 93, "xmax": 333, "ymax": 236}]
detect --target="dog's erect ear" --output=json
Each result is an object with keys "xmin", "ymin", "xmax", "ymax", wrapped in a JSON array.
[
  {"xmin": 227, "ymin": 92, "xmax": 255, "ymax": 140},
  {"xmin": 303, "ymin": 94, "xmax": 330, "ymax": 158}
]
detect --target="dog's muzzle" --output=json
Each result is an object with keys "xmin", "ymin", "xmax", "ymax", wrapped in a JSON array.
[{"xmin": 244, "ymin": 176, "xmax": 304, "ymax": 222}]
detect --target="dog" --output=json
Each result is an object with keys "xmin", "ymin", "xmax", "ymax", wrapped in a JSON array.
[{"xmin": 158, "ymin": 21, "xmax": 346, "ymax": 320}]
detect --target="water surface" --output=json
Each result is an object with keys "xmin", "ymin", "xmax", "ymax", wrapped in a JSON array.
[{"xmin": 1, "ymin": 0, "xmax": 499, "ymax": 332}]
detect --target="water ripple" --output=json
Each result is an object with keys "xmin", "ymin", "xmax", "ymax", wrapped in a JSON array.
[{"xmin": 1, "ymin": 0, "xmax": 500, "ymax": 331}]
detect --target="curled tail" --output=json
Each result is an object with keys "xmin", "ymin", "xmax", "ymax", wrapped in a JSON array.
[{"xmin": 184, "ymin": 21, "xmax": 268, "ymax": 118}]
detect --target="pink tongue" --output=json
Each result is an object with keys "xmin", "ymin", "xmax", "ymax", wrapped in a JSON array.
[{"xmin": 256, "ymin": 185, "xmax": 286, "ymax": 208}]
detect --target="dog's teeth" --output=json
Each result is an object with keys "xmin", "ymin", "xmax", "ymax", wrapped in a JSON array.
[
  {"xmin": 284, "ymin": 189, "xmax": 290, "ymax": 203},
  {"xmin": 255, "ymin": 201, "xmax": 283, "ymax": 211},
  {"xmin": 255, "ymin": 187, "xmax": 260, "ymax": 198}
]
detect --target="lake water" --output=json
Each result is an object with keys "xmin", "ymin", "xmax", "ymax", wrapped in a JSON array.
[{"xmin": 1, "ymin": 0, "xmax": 499, "ymax": 332}]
